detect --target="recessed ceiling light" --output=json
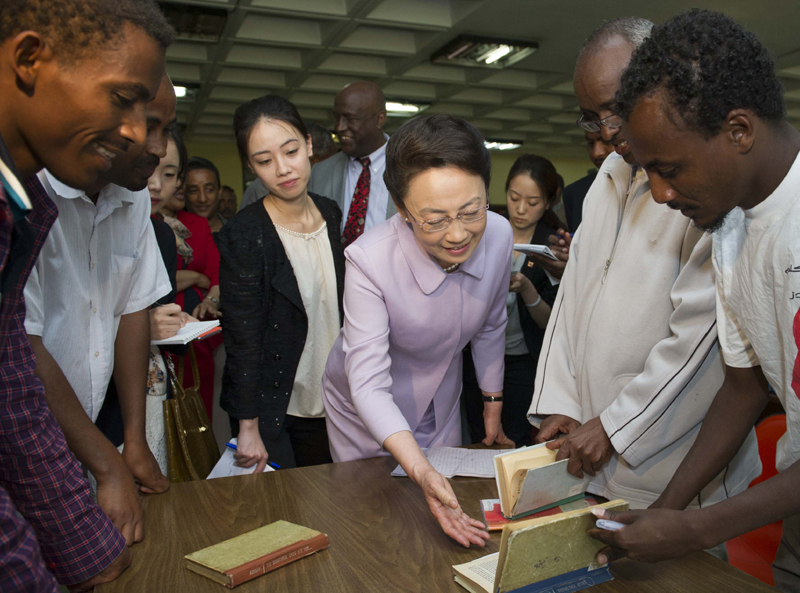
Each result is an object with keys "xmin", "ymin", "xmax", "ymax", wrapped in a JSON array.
[
  {"xmin": 431, "ymin": 35, "xmax": 538, "ymax": 69},
  {"xmin": 174, "ymin": 86, "xmax": 188, "ymax": 98}
]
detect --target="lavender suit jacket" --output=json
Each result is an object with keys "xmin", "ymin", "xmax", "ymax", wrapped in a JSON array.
[{"xmin": 322, "ymin": 212, "xmax": 513, "ymax": 462}]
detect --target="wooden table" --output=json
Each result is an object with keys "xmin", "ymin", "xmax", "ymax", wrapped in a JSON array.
[{"xmin": 98, "ymin": 456, "xmax": 774, "ymax": 592}]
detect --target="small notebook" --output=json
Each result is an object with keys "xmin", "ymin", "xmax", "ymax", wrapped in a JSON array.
[
  {"xmin": 513, "ymin": 244, "xmax": 558, "ymax": 260},
  {"xmin": 151, "ymin": 320, "xmax": 221, "ymax": 346},
  {"xmin": 185, "ymin": 520, "xmax": 329, "ymax": 588}
]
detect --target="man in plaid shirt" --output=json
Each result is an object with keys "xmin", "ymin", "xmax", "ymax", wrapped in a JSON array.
[{"xmin": 0, "ymin": 1, "xmax": 173, "ymax": 590}]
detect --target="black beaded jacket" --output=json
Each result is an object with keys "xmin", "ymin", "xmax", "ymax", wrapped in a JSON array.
[{"xmin": 217, "ymin": 193, "xmax": 345, "ymax": 440}]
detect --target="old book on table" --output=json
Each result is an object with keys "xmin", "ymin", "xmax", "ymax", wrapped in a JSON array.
[
  {"xmin": 494, "ymin": 443, "xmax": 590, "ymax": 520},
  {"xmin": 185, "ymin": 520, "xmax": 329, "ymax": 588},
  {"xmin": 453, "ymin": 499, "xmax": 629, "ymax": 593}
]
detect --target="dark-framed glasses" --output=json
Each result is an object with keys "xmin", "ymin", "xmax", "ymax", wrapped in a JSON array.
[
  {"xmin": 408, "ymin": 204, "xmax": 489, "ymax": 233},
  {"xmin": 576, "ymin": 112, "xmax": 623, "ymax": 133}
]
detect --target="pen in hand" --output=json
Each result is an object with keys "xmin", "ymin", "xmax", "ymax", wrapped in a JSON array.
[{"xmin": 226, "ymin": 441, "xmax": 281, "ymax": 469}]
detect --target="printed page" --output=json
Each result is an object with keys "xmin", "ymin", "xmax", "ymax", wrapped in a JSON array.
[
  {"xmin": 392, "ymin": 447, "xmax": 514, "ymax": 478},
  {"xmin": 454, "ymin": 552, "xmax": 498, "ymax": 592},
  {"xmin": 207, "ymin": 439, "xmax": 275, "ymax": 480}
]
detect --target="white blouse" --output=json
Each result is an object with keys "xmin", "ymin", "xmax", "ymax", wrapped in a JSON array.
[{"xmin": 274, "ymin": 222, "xmax": 340, "ymax": 418}]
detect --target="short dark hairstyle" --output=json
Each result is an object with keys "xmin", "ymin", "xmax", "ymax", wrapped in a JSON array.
[
  {"xmin": 505, "ymin": 154, "xmax": 564, "ymax": 230},
  {"xmin": 221, "ymin": 185, "xmax": 236, "ymax": 196},
  {"xmin": 170, "ymin": 128, "xmax": 188, "ymax": 187},
  {"xmin": 306, "ymin": 122, "xmax": 335, "ymax": 158},
  {"xmin": 233, "ymin": 94, "xmax": 309, "ymax": 163},
  {"xmin": 616, "ymin": 9, "xmax": 785, "ymax": 137},
  {"xmin": 0, "ymin": 0, "xmax": 174, "ymax": 62},
  {"xmin": 185, "ymin": 156, "xmax": 220, "ymax": 188},
  {"xmin": 384, "ymin": 114, "xmax": 491, "ymax": 207}
]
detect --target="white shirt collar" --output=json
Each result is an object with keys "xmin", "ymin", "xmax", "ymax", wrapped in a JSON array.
[
  {"xmin": 43, "ymin": 169, "xmax": 136, "ymax": 204},
  {"xmin": 745, "ymin": 150, "xmax": 800, "ymax": 223}
]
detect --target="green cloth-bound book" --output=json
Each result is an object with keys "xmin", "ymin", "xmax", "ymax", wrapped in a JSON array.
[{"xmin": 185, "ymin": 520, "xmax": 330, "ymax": 588}]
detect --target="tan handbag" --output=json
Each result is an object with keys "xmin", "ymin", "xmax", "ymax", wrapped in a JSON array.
[{"xmin": 163, "ymin": 344, "xmax": 220, "ymax": 482}]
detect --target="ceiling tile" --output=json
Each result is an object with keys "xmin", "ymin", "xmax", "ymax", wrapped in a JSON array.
[
  {"xmin": 225, "ymin": 45, "xmax": 304, "ymax": 69},
  {"xmin": 166, "ymin": 42, "xmax": 208, "ymax": 62},
  {"xmin": 248, "ymin": 0, "xmax": 349, "ymax": 16},
  {"xmin": 513, "ymin": 123, "xmax": 554, "ymax": 133},
  {"xmin": 425, "ymin": 102, "xmax": 473, "ymax": 117},
  {"xmin": 546, "ymin": 113, "xmax": 579, "ymax": 124},
  {"xmin": 365, "ymin": 0, "xmax": 453, "ymax": 28},
  {"xmin": 484, "ymin": 108, "xmax": 530, "ymax": 121},
  {"xmin": 470, "ymin": 118, "xmax": 504, "ymax": 131},
  {"xmin": 203, "ymin": 102, "xmax": 239, "ymax": 115},
  {"xmin": 217, "ymin": 68, "xmax": 286, "ymax": 87},
  {"xmin": 317, "ymin": 53, "xmax": 388, "ymax": 76},
  {"xmin": 209, "ymin": 86, "xmax": 269, "ymax": 102},
  {"xmin": 166, "ymin": 62, "xmax": 203, "ymax": 83},
  {"xmin": 478, "ymin": 70, "xmax": 537, "ymax": 90},
  {"xmin": 236, "ymin": 15, "xmax": 322, "ymax": 46},
  {"xmin": 514, "ymin": 94, "xmax": 563, "ymax": 110},
  {"xmin": 401, "ymin": 63, "xmax": 466, "ymax": 83},
  {"xmin": 289, "ymin": 92, "xmax": 337, "ymax": 108},
  {"xmin": 449, "ymin": 88, "xmax": 503, "ymax": 104},
  {"xmin": 536, "ymin": 135, "xmax": 574, "ymax": 145},
  {"xmin": 300, "ymin": 74, "xmax": 360, "ymax": 92},
  {"xmin": 296, "ymin": 108, "xmax": 330, "ymax": 121},
  {"xmin": 382, "ymin": 81, "xmax": 437, "ymax": 100},
  {"xmin": 197, "ymin": 114, "xmax": 234, "ymax": 126},
  {"xmin": 544, "ymin": 81, "xmax": 575, "ymax": 95},
  {"xmin": 339, "ymin": 26, "xmax": 417, "ymax": 55}
]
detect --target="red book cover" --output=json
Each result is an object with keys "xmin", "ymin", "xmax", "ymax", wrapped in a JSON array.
[
  {"xmin": 481, "ymin": 496, "xmax": 598, "ymax": 531},
  {"xmin": 224, "ymin": 533, "xmax": 329, "ymax": 588}
]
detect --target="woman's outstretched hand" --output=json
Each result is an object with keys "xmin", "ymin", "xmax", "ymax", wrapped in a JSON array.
[{"xmin": 415, "ymin": 464, "xmax": 490, "ymax": 548}]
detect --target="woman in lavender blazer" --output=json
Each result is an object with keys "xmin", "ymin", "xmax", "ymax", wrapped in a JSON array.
[{"xmin": 322, "ymin": 114, "xmax": 514, "ymax": 548}]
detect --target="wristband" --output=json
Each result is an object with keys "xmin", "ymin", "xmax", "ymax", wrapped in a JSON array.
[
  {"xmin": 205, "ymin": 296, "xmax": 219, "ymax": 304},
  {"xmin": 482, "ymin": 395, "xmax": 504, "ymax": 402},
  {"xmin": 525, "ymin": 295, "xmax": 542, "ymax": 308}
]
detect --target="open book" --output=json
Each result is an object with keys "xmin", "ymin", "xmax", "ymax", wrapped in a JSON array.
[
  {"xmin": 151, "ymin": 320, "xmax": 221, "ymax": 346},
  {"xmin": 453, "ymin": 499, "xmax": 629, "ymax": 593},
  {"xmin": 494, "ymin": 443, "xmax": 590, "ymax": 520}
]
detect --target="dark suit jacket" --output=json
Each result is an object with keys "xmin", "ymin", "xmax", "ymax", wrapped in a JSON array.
[
  {"xmin": 562, "ymin": 171, "xmax": 597, "ymax": 233},
  {"xmin": 516, "ymin": 221, "xmax": 560, "ymax": 357},
  {"xmin": 217, "ymin": 193, "xmax": 345, "ymax": 440}
]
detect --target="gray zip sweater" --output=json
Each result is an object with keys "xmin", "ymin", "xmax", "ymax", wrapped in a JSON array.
[{"xmin": 529, "ymin": 153, "xmax": 760, "ymax": 509}]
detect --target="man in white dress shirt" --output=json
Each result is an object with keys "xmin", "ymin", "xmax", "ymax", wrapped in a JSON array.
[
  {"xmin": 308, "ymin": 81, "xmax": 397, "ymax": 246},
  {"xmin": 24, "ymin": 75, "xmax": 176, "ymax": 546}
]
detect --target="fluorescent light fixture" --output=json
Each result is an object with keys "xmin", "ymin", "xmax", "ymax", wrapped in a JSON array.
[
  {"xmin": 385, "ymin": 101, "xmax": 429, "ymax": 117},
  {"xmin": 386, "ymin": 102, "xmax": 419, "ymax": 113},
  {"xmin": 485, "ymin": 141, "xmax": 521, "ymax": 151},
  {"xmin": 174, "ymin": 86, "xmax": 188, "ymax": 98},
  {"xmin": 431, "ymin": 35, "xmax": 538, "ymax": 69},
  {"xmin": 483, "ymin": 45, "xmax": 512, "ymax": 65}
]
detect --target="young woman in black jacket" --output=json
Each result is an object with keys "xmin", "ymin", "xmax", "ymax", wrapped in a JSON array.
[
  {"xmin": 463, "ymin": 154, "xmax": 562, "ymax": 446},
  {"xmin": 218, "ymin": 96, "xmax": 345, "ymax": 469}
]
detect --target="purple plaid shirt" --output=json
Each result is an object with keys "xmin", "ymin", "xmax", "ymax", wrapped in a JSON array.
[{"xmin": 0, "ymin": 137, "xmax": 126, "ymax": 589}]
